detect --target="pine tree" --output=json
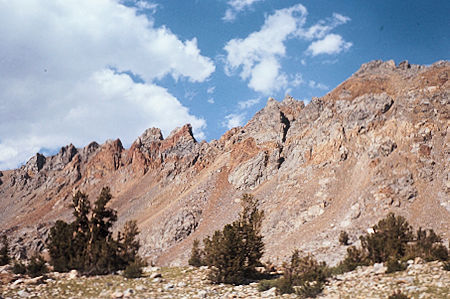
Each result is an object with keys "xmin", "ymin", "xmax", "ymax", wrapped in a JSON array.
[
  {"xmin": 26, "ymin": 254, "xmax": 48, "ymax": 277},
  {"xmin": 239, "ymin": 194, "xmax": 264, "ymax": 275},
  {"xmin": 188, "ymin": 239, "xmax": 204, "ymax": 267},
  {"xmin": 47, "ymin": 220, "xmax": 73, "ymax": 272},
  {"xmin": 119, "ymin": 220, "xmax": 141, "ymax": 266},
  {"xmin": 85, "ymin": 187, "xmax": 118, "ymax": 275},
  {"xmin": 71, "ymin": 191, "xmax": 91, "ymax": 269},
  {"xmin": 203, "ymin": 194, "xmax": 264, "ymax": 284},
  {"xmin": 46, "ymin": 186, "xmax": 144, "ymax": 276},
  {"xmin": 360, "ymin": 213, "xmax": 413, "ymax": 263}
]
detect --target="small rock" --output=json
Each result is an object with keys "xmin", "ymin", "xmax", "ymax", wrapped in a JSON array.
[
  {"xmin": 373, "ymin": 263, "xmax": 386, "ymax": 274},
  {"xmin": 143, "ymin": 266, "xmax": 160, "ymax": 273},
  {"xmin": 24, "ymin": 276, "xmax": 44, "ymax": 285},
  {"xmin": 17, "ymin": 290, "xmax": 30, "ymax": 298},
  {"xmin": 261, "ymin": 287, "xmax": 277, "ymax": 298},
  {"xmin": 149, "ymin": 272, "xmax": 162, "ymax": 279},
  {"xmin": 152, "ymin": 277, "xmax": 162, "ymax": 283},
  {"xmin": 99, "ymin": 290, "xmax": 110, "ymax": 297},
  {"xmin": 111, "ymin": 291, "xmax": 123, "ymax": 298},
  {"xmin": 163, "ymin": 283, "xmax": 175, "ymax": 290},
  {"xmin": 68, "ymin": 269, "xmax": 79, "ymax": 279},
  {"xmin": 197, "ymin": 290, "xmax": 208, "ymax": 298},
  {"xmin": 123, "ymin": 288, "xmax": 134, "ymax": 297},
  {"xmin": 11, "ymin": 279, "xmax": 24, "ymax": 287},
  {"xmin": 135, "ymin": 285, "xmax": 145, "ymax": 291}
]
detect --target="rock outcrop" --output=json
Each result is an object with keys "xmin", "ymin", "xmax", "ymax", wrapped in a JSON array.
[{"xmin": 0, "ymin": 60, "xmax": 449, "ymax": 266}]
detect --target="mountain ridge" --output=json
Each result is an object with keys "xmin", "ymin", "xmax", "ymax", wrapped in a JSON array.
[{"xmin": 1, "ymin": 59, "xmax": 449, "ymax": 266}]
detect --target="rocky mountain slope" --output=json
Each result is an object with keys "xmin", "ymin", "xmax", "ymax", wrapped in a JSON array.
[{"xmin": 0, "ymin": 60, "xmax": 449, "ymax": 266}]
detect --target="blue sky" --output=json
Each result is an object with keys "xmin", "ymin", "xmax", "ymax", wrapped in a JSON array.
[{"xmin": 0, "ymin": 0, "xmax": 449, "ymax": 169}]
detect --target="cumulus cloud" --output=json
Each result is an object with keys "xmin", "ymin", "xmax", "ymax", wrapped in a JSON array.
[
  {"xmin": 224, "ymin": 4, "xmax": 307, "ymax": 94},
  {"xmin": 224, "ymin": 5, "xmax": 351, "ymax": 94},
  {"xmin": 307, "ymin": 34, "xmax": 352, "ymax": 56},
  {"xmin": 222, "ymin": 113, "xmax": 246, "ymax": 129},
  {"xmin": 0, "ymin": 0, "xmax": 214, "ymax": 169},
  {"xmin": 298, "ymin": 13, "xmax": 350, "ymax": 40},
  {"xmin": 238, "ymin": 98, "xmax": 260, "ymax": 109},
  {"xmin": 223, "ymin": 0, "xmax": 264, "ymax": 22}
]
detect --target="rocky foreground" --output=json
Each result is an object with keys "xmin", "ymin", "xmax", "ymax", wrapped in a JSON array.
[{"xmin": 1, "ymin": 259, "xmax": 449, "ymax": 299}]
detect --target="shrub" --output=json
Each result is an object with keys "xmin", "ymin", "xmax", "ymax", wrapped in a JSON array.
[
  {"xmin": 339, "ymin": 231, "xmax": 349, "ymax": 246},
  {"xmin": 360, "ymin": 213, "xmax": 413, "ymax": 263},
  {"xmin": 123, "ymin": 258, "xmax": 146, "ymax": 279},
  {"xmin": 405, "ymin": 228, "xmax": 448, "ymax": 262},
  {"xmin": 188, "ymin": 239, "xmax": 204, "ymax": 267},
  {"xmin": 332, "ymin": 246, "xmax": 367, "ymax": 274},
  {"xmin": 273, "ymin": 276, "xmax": 296, "ymax": 294},
  {"xmin": 296, "ymin": 280, "xmax": 324, "ymax": 298},
  {"xmin": 203, "ymin": 194, "xmax": 264, "ymax": 285},
  {"xmin": 0, "ymin": 235, "xmax": 10, "ymax": 266},
  {"xmin": 428, "ymin": 243, "xmax": 449, "ymax": 261},
  {"xmin": 277, "ymin": 250, "xmax": 328, "ymax": 295},
  {"xmin": 388, "ymin": 290, "xmax": 410, "ymax": 299},
  {"xmin": 386, "ymin": 257, "xmax": 407, "ymax": 274},
  {"xmin": 335, "ymin": 213, "xmax": 449, "ymax": 276},
  {"xmin": 12, "ymin": 260, "xmax": 27, "ymax": 275},
  {"xmin": 26, "ymin": 254, "xmax": 48, "ymax": 277},
  {"xmin": 257, "ymin": 279, "xmax": 279, "ymax": 292}
]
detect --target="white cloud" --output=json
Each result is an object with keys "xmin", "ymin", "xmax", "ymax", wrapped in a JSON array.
[
  {"xmin": 121, "ymin": 0, "xmax": 158, "ymax": 13},
  {"xmin": 248, "ymin": 57, "xmax": 289, "ymax": 94},
  {"xmin": 224, "ymin": 5, "xmax": 351, "ymax": 94},
  {"xmin": 222, "ymin": 113, "xmax": 246, "ymax": 129},
  {"xmin": 207, "ymin": 98, "xmax": 215, "ymax": 104},
  {"xmin": 291, "ymin": 73, "xmax": 304, "ymax": 87},
  {"xmin": 0, "ymin": 0, "xmax": 214, "ymax": 169},
  {"xmin": 184, "ymin": 90, "xmax": 197, "ymax": 101},
  {"xmin": 135, "ymin": 1, "xmax": 158, "ymax": 12},
  {"xmin": 207, "ymin": 86, "xmax": 216, "ymax": 94},
  {"xmin": 307, "ymin": 33, "xmax": 353, "ymax": 56},
  {"xmin": 308, "ymin": 80, "xmax": 329, "ymax": 90},
  {"xmin": 223, "ymin": 0, "xmax": 264, "ymax": 22},
  {"xmin": 224, "ymin": 4, "xmax": 307, "ymax": 94},
  {"xmin": 238, "ymin": 98, "xmax": 260, "ymax": 109},
  {"xmin": 297, "ymin": 13, "xmax": 350, "ymax": 40}
]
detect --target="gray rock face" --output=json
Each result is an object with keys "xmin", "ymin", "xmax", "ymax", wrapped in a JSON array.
[
  {"xmin": 136, "ymin": 128, "xmax": 163, "ymax": 150},
  {"xmin": 228, "ymin": 151, "xmax": 269, "ymax": 189}
]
